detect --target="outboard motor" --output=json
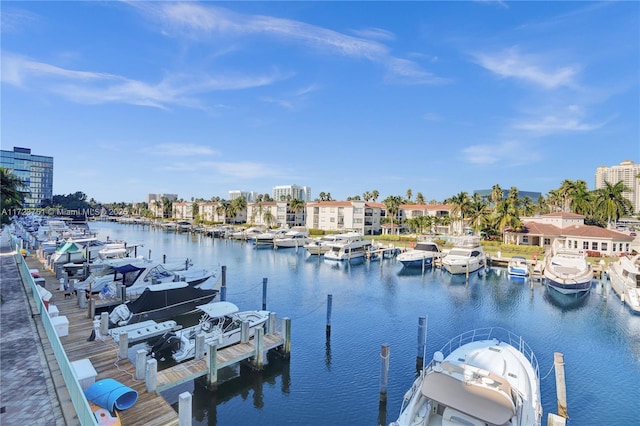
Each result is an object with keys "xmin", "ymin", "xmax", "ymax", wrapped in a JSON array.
[
  {"xmin": 109, "ymin": 304, "xmax": 132, "ymax": 326},
  {"xmin": 148, "ymin": 332, "xmax": 181, "ymax": 361}
]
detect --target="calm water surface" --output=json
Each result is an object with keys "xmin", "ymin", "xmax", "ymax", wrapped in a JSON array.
[{"xmin": 93, "ymin": 222, "xmax": 640, "ymax": 426}]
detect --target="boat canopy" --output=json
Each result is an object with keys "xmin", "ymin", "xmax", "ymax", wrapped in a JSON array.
[
  {"xmin": 114, "ymin": 264, "xmax": 146, "ymax": 274},
  {"xmin": 56, "ymin": 241, "xmax": 83, "ymax": 253},
  {"xmin": 421, "ymin": 365, "xmax": 515, "ymax": 425},
  {"xmin": 196, "ymin": 301, "xmax": 239, "ymax": 318}
]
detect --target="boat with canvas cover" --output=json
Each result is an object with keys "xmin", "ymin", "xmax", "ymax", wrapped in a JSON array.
[
  {"xmin": 390, "ymin": 327, "xmax": 542, "ymax": 426},
  {"xmin": 507, "ymin": 255, "xmax": 530, "ymax": 278}
]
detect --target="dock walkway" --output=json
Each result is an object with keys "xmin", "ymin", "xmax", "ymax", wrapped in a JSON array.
[{"xmin": 0, "ymin": 228, "xmax": 69, "ymax": 425}]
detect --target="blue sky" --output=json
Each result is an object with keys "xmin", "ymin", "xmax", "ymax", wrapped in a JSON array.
[{"xmin": 1, "ymin": 1, "xmax": 638, "ymax": 204}]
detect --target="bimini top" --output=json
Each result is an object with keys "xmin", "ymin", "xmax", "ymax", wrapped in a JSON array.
[
  {"xmin": 421, "ymin": 362, "xmax": 515, "ymax": 425},
  {"xmin": 196, "ymin": 301, "xmax": 239, "ymax": 318}
]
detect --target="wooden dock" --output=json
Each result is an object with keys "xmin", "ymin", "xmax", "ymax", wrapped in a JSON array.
[
  {"xmin": 26, "ymin": 253, "xmax": 288, "ymax": 426},
  {"xmin": 155, "ymin": 333, "xmax": 284, "ymax": 392}
]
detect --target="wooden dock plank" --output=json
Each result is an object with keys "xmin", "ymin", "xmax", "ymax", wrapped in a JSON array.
[{"xmin": 26, "ymin": 255, "xmax": 179, "ymax": 426}]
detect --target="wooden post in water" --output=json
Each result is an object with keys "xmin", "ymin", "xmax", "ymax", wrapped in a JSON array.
[
  {"xmin": 267, "ymin": 312, "xmax": 277, "ymax": 335},
  {"xmin": 253, "ymin": 327, "xmax": 265, "ymax": 369},
  {"xmin": 416, "ymin": 316, "xmax": 427, "ymax": 371},
  {"xmin": 148, "ymin": 249, "xmax": 152, "ymax": 260},
  {"xmin": 206, "ymin": 341, "xmax": 218, "ymax": 390},
  {"xmin": 262, "ymin": 278, "xmax": 268, "ymax": 310},
  {"xmin": 379, "ymin": 344, "xmax": 390, "ymax": 402},
  {"xmin": 554, "ymin": 352, "xmax": 568, "ymax": 418},
  {"xmin": 326, "ymin": 294, "xmax": 333, "ymax": 337},
  {"xmin": 178, "ymin": 392, "xmax": 192, "ymax": 426},
  {"xmin": 240, "ymin": 320, "xmax": 250, "ymax": 343},
  {"xmin": 283, "ymin": 317, "xmax": 291, "ymax": 357},
  {"xmin": 88, "ymin": 298, "xmax": 96, "ymax": 319},
  {"xmin": 220, "ymin": 265, "xmax": 227, "ymax": 301},
  {"xmin": 163, "ymin": 254, "xmax": 166, "ymax": 264}
]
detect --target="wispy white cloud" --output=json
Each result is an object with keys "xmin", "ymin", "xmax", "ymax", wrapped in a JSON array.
[
  {"xmin": 472, "ymin": 47, "xmax": 579, "ymax": 89},
  {"xmin": 422, "ymin": 112, "xmax": 442, "ymax": 121},
  {"xmin": 143, "ymin": 143, "xmax": 220, "ymax": 157},
  {"xmin": 0, "ymin": 7, "xmax": 40, "ymax": 34},
  {"xmin": 513, "ymin": 104, "xmax": 606, "ymax": 134},
  {"xmin": 350, "ymin": 27, "xmax": 396, "ymax": 41},
  {"xmin": 132, "ymin": 2, "xmax": 444, "ymax": 85},
  {"xmin": 463, "ymin": 140, "xmax": 539, "ymax": 166},
  {"xmin": 1, "ymin": 52, "xmax": 286, "ymax": 109}
]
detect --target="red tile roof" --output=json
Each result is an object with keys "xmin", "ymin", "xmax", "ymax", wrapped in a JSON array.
[{"xmin": 520, "ymin": 221, "xmax": 633, "ymax": 241}]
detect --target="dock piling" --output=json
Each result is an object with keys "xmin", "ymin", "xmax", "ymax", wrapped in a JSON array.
[
  {"xmin": 118, "ymin": 332, "xmax": 129, "ymax": 359},
  {"xmin": 283, "ymin": 317, "xmax": 291, "ymax": 357},
  {"xmin": 554, "ymin": 352, "xmax": 568, "ymax": 418},
  {"xmin": 135, "ymin": 349, "xmax": 146, "ymax": 380},
  {"xmin": 379, "ymin": 344, "xmax": 390, "ymax": 402},
  {"xmin": 206, "ymin": 341, "xmax": 218, "ymax": 389},
  {"xmin": 145, "ymin": 358, "xmax": 157, "ymax": 392},
  {"xmin": 253, "ymin": 327, "xmax": 265, "ymax": 369},
  {"xmin": 195, "ymin": 333, "xmax": 205, "ymax": 360},
  {"xmin": 99, "ymin": 312, "xmax": 109, "ymax": 336},
  {"xmin": 220, "ymin": 266, "xmax": 227, "ymax": 301},
  {"xmin": 178, "ymin": 392, "xmax": 192, "ymax": 426},
  {"xmin": 416, "ymin": 316, "xmax": 427, "ymax": 370},
  {"xmin": 326, "ymin": 294, "xmax": 333, "ymax": 337},
  {"xmin": 262, "ymin": 278, "xmax": 268, "ymax": 310}
]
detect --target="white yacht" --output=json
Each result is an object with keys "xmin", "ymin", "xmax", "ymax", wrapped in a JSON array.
[
  {"xmin": 253, "ymin": 228, "xmax": 289, "ymax": 247},
  {"xmin": 607, "ymin": 254, "xmax": 640, "ymax": 313},
  {"xmin": 324, "ymin": 238, "xmax": 373, "ymax": 262},
  {"xmin": 544, "ymin": 246, "xmax": 592, "ymax": 294},
  {"xmin": 397, "ymin": 241, "xmax": 442, "ymax": 269},
  {"xmin": 441, "ymin": 237, "xmax": 485, "ymax": 275},
  {"xmin": 273, "ymin": 229, "xmax": 310, "ymax": 249},
  {"xmin": 390, "ymin": 327, "xmax": 542, "ymax": 426},
  {"xmin": 303, "ymin": 232, "xmax": 363, "ymax": 255}
]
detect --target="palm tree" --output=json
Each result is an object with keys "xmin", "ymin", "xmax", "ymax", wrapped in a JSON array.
[
  {"xmin": 493, "ymin": 199, "xmax": 522, "ymax": 240},
  {"xmin": 263, "ymin": 209, "xmax": 275, "ymax": 228},
  {"xmin": 1, "ymin": 167, "xmax": 28, "ymax": 224},
  {"xmin": 288, "ymin": 198, "xmax": 305, "ymax": 226},
  {"xmin": 467, "ymin": 193, "xmax": 489, "ymax": 236},
  {"xmin": 490, "ymin": 184, "xmax": 503, "ymax": 205},
  {"xmin": 383, "ymin": 195, "xmax": 403, "ymax": 236},
  {"xmin": 593, "ymin": 180, "xmax": 633, "ymax": 227},
  {"xmin": 362, "ymin": 191, "xmax": 372, "ymax": 202},
  {"xmin": 372, "ymin": 190, "xmax": 379, "ymax": 202},
  {"xmin": 446, "ymin": 191, "xmax": 471, "ymax": 235},
  {"xmin": 415, "ymin": 192, "xmax": 426, "ymax": 205},
  {"xmin": 569, "ymin": 180, "xmax": 593, "ymax": 216},
  {"xmin": 406, "ymin": 189, "xmax": 413, "ymax": 203}
]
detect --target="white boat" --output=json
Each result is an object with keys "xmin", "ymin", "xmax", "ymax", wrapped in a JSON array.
[
  {"xmin": 507, "ymin": 255, "xmax": 530, "ymax": 278},
  {"xmin": 273, "ymin": 229, "xmax": 310, "ymax": 249},
  {"xmin": 397, "ymin": 241, "xmax": 442, "ymax": 269},
  {"xmin": 303, "ymin": 232, "xmax": 363, "ymax": 255},
  {"xmin": 253, "ymin": 228, "xmax": 289, "ymax": 247},
  {"xmin": 148, "ymin": 301, "xmax": 270, "ymax": 363},
  {"xmin": 441, "ymin": 237, "xmax": 485, "ymax": 275},
  {"xmin": 544, "ymin": 247, "xmax": 592, "ymax": 294},
  {"xmin": 324, "ymin": 238, "xmax": 373, "ymax": 262},
  {"xmin": 229, "ymin": 227, "xmax": 265, "ymax": 241},
  {"xmin": 607, "ymin": 254, "xmax": 640, "ymax": 313},
  {"xmin": 390, "ymin": 327, "xmax": 542, "ymax": 426},
  {"xmin": 75, "ymin": 261, "xmax": 216, "ymax": 298}
]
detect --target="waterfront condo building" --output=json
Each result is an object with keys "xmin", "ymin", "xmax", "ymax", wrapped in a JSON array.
[
  {"xmin": 0, "ymin": 146, "xmax": 53, "ymax": 208},
  {"xmin": 595, "ymin": 160, "xmax": 640, "ymax": 214},
  {"xmin": 272, "ymin": 184, "xmax": 311, "ymax": 202}
]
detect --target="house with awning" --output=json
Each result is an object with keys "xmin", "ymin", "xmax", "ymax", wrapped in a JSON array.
[{"xmin": 503, "ymin": 212, "xmax": 634, "ymax": 257}]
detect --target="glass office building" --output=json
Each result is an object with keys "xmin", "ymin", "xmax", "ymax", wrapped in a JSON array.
[{"xmin": 0, "ymin": 146, "xmax": 54, "ymax": 208}]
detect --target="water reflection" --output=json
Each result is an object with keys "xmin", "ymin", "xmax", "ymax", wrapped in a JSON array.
[
  {"xmin": 164, "ymin": 352, "xmax": 290, "ymax": 425},
  {"xmin": 543, "ymin": 285, "xmax": 591, "ymax": 311}
]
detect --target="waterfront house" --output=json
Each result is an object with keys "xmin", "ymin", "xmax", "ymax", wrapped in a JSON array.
[
  {"xmin": 504, "ymin": 212, "xmax": 634, "ymax": 256},
  {"xmin": 304, "ymin": 201, "xmax": 385, "ymax": 235},
  {"xmin": 398, "ymin": 204, "xmax": 454, "ymax": 235}
]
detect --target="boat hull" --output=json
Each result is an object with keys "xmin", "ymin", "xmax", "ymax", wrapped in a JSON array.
[
  {"xmin": 442, "ymin": 259, "xmax": 484, "ymax": 275},
  {"xmin": 399, "ymin": 256, "xmax": 435, "ymax": 269},
  {"xmin": 545, "ymin": 277, "xmax": 592, "ymax": 294},
  {"xmin": 608, "ymin": 262, "xmax": 640, "ymax": 313}
]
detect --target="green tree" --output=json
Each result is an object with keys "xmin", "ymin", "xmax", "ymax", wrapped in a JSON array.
[
  {"xmin": 593, "ymin": 180, "xmax": 633, "ymax": 227},
  {"xmin": 383, "ymin": 195, "xmax": 403, "ymax": 236},
  {"xmin": 415, "ymin": 192, "xmax": 426, "ymax": 205},
  {"xmin": 288, "ymin": 198, "xmax": 306, "ymax": 226},
  {"xmin": 1, "ymin": 167, "xmax": 29, "ymax": 224}
]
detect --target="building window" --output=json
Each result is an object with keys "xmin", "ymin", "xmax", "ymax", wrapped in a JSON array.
[
  {"xmin": 601, "ymin": 243, "xmax": 608, "ymax": 251},
  {"xmin": 544, "ymin": 238, "xmax": 551, "ymax": 245},
  {"xmin": 592, "ymin": 242, "xmax": 598, "ymax": 250},
  {"xmin": 522, "ymin": 236, "xmax": 529, "ymax": 243},
  {"xmin": 583, "ymin": 241, "xmax": 589, "ymax": 250}
]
